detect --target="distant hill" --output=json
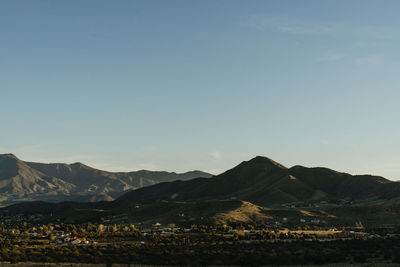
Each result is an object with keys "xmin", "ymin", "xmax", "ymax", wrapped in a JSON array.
[
  {"xmin": 119, "ymin": 156, "xmax": 400, "ymax": 207},
  {"xmin": 0, "ymin": 153, "xmax": 212, "ymax": 206}
]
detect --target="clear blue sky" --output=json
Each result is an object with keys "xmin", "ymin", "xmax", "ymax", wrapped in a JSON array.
[{"xmin": 1, "ymin": 0, "xmax": 399, "ymax": 179}]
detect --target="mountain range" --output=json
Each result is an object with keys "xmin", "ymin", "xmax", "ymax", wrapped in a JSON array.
[
  {"xmin": 2, "ymin": 154, "xmax": 400, "ymax": 226},
  {"xmin": 119, "ymin": 156, "xmax": 400, "ymax": 207},
  {"xmin": 0, "ymin": 153, "xmax": 212, "ymax": 206}
]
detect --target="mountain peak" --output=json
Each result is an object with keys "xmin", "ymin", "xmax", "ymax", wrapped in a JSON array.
[
  {"xmin": 0, "ymin": 154, "xmax": 23, "ymax": 168},
  {"xmin": 70, "ymin": 162, "xmax": 90, "ymax": 168},
  {"xmin": 0, "ymin": 153, "xmax": 18, "ymax": 160},
  {"xmin": 246, "ymin": 156, "xmax": 287, "ymax": 169}
]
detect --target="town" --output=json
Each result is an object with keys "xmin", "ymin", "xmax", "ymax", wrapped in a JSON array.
[{"xmin": 0, "ymin": 209, "xmax": 399, "ymax": 265}]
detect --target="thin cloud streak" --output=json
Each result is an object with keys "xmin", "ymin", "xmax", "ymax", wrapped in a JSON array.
[
  {"xmin": 243, "ymin": 14, "xmax": 400, "ymax": 40},
  {"xmin": 354, "ymin": 55, "xmax": 383, "ymax": 68}
]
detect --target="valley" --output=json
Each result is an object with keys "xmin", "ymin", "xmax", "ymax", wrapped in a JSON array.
[{"xmin": 1, "ymin": 154, "xmax": 400, "ymax": 265}]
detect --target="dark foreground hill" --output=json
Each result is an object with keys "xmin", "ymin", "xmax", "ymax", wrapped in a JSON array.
[
  {"xmin": 0, "ymin": 153, "xmax": 212, "ymax": 206},
  {"xmin": 119, "ymin": 156, "xmax": 400, "ymax": 206},
  {"xmin": 4, "ymin": 198, "xmax": 400, "ymax": 227}
]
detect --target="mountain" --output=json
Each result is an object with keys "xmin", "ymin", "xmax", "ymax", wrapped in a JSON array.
[
  {"xmin": 3, "ymin": 155, "xmax": 400, "ymax": 227},
  {"xmin": 0, "ymin": 154, "xmax": 76, "ymax": 203},
  {"xmin": 119, "ymin": 156, "xmax": 400, "ymax": 207},
  {"xmin": 0, "ymin": 153, "xmax": 212, "ymax": 206}
]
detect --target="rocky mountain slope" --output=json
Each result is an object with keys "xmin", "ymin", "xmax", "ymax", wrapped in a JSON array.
[{"xmin": 0, "ymin": 153, "xmax": 212, "ymax": 206}]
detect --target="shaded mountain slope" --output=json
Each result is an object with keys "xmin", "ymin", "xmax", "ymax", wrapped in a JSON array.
[
  {"xmin": 118, "ymin": 156, "xmax": 293, "ymax": 205},
  {"xmin": 289, "ymin": 166, "xmax": 399, "ymax": 200},
  {"xmin": 119, "ymin": 156, "xmax": 400, "ymax": 207}
]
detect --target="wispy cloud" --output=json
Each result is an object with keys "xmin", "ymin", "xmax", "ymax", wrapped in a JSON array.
[
  {"xmin": 317, "ymin": 51, "xmax": 387, "ymax": 68},
  {"xmin": 318, "ymin": 53, "xmax": 345, "ymax": 62},
  {"xmin": 209, "ymin": 151, "xmax": 222, "ymax": 160},
  {"xmin": 363, "ymin": 26, "xmax": 400, "ymax": 40},
  {"xmin": 243, "ymin": 15, "xmax": 339, "ymax": 35},
  {"xmin": 354, "ymin": 55, "xmax": 383, "ymax": 68},
  {"xmin": 242, "ymin": 14, "xmax": 400, "ymax": 40}
]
